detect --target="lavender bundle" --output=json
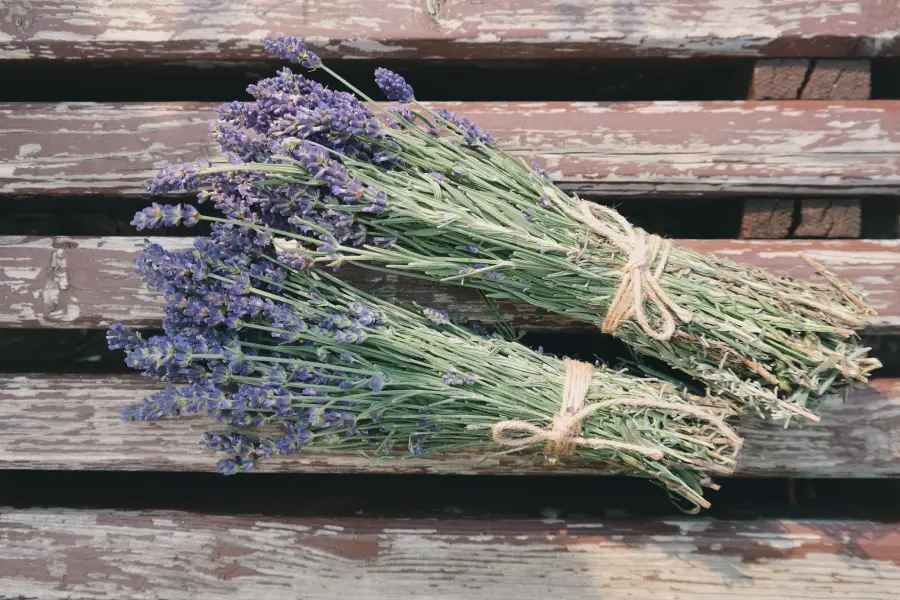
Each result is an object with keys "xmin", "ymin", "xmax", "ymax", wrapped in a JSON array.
[
  {"xmin": 139, "ymin": 35, "xmax": 880, "ymax": 423},
  {"xmin": 110, "ymin": 224, "xmax": 741, "ymax": 510}
]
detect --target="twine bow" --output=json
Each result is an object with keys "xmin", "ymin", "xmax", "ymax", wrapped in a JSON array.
[
  {"xmin": 490, "ymin": 358, "xmax": 741, "ymax": 460},
  {"xmin": 556, "ymin": 198, "xmax": 693, "ymax": 341}
]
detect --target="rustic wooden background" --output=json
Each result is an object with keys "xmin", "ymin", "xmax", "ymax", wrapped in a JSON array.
[{"xmin": 1, "ymin": 1, "xmax": 899, "ymax": 597}]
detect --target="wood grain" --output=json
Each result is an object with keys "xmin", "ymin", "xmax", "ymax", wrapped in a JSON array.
[
  {"xmin": 794, "ymin": 199, "xmax": 863, "ymax": 238},
  {"xmin": 739, "ymin": 198, "xmax": 794, "ymax": 238},
  {"xmin": 1, "ymin": 509, "xmax": 898, "ymax": 599},
  {"xmin": 2, "ymin": 236, "xmax": 898, "ymax": 331},
  {"xmin": 4, "ymin": 101, "xmax": 900, "ymax": 198},
  {"xmin": 800, "ymin": 59, "xmax": 872, "ymax": 100},
  {"xmin": 750, "ymin": 59, "xmax": 872, "ymax": 100},
  {"xmin": 2, "ymin": 1, "xmax": 899, "ymax": 61},
  {"xmin": 749, "ymin": 59, "xmax": 811, "ymax": 100},
  {"xmin": 1, "ymin": 374, "xmax": 897, "ymax": 477}
]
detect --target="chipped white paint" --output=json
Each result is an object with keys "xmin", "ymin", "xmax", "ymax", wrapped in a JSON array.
[
  {"xmin": 3, "ymin": 101, "xmax": 900, "ymax": 197},
  {"xmin": 15, "ymin": 143, "xmax": 41, "ymax": 158},
  {"xmin": 0, "ymin": 373, "xmax": 897, "ymax": 477},
  {"xmin": 1, "ymin": 509, "xmax": 898, "ymax": 599},
  {"xmin": 1, "ymin": 236, "xmax": 896, "ymax": 331}
]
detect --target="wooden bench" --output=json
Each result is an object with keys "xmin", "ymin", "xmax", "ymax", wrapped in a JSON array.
[{"xmin": 1, "ymin": 2, "xmax": 899, "ymax": 596}]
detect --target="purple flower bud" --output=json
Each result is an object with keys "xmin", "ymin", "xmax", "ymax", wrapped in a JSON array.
[
  {"xmin": 263, "ymin": 34, "xmax": 322, "ymax": 69},
  {"xmin": 374, "ymin": 68, "xmax": 414, "ymax": 103},
  {"xmin": 131, "ymin": 202, "xmax": 166, "ymax": 230},
  {"xmin": 145, "ymin": 162, "xmax": 208, "ymax": 195},
  {"xmin": 423, "ymin": 308, "xmax": 450, "ymax": 325},
  {"xmin": 107, "ymin": 323, "xmax": 142, "ymax": 351},
  {"xmin": 434, "ymin": 107, "xmax": 495, "ymax": 147}
]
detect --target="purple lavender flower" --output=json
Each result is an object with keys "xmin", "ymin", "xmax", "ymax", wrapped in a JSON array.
[
  {"xmin": 423, "ymin": 308, "xmax": 450, "ymax": 325},
  {"xmin": 531, "ymin": 161, "xmax": 550, "ymax": 180},
  {"xmin": 131, "ymin": 203, "xmax": 166, "ymax": 230},
  {"xmin": 409, "ymin": 435, "xmax": 424, "ymax": 456},
  {"xmin": 263, "ymin": 34, "xmax": 321, "ymax": 69},
  {"xmin": 107, "ymin": 322, "xmax": 142, "ymax": 351},
  {"xmin": 374, "ymin": 68, "xmax": 414, "ymax": 103},
  {"xmin": 539, "ymin": 196, "xmax": 552, "ymax": 208},
  {"xmin": 362, "ymin": 190, "xmax": 387, "ymax": 214},
  {"xmin": 368, "ymin": 372, "xmax": 388, "ymax": 392},
  {"xmin": 434, "ymin": 107, "xmax": 496, "ymax": 147},
  {"xmin": 145, "ymin": 162, "xmax": 209, "ymax": 195}
]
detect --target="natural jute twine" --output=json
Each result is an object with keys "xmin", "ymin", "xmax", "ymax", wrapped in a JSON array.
[
  {"xmin": 553, "ymin": 197, "xmax": 693, "ymax": 341},
  {"xmin": 490, "ymin": 358, "xmax": 741, "ymax": 458}
]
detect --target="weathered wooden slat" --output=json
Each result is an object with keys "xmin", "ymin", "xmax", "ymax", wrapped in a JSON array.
[
  {"xmin": 2, "ymin": 236, "xmax": 898, "ymax": 332},
  {"xmin": 1, "ymin": 374, "xmax": 897, "ymax": 477},
  {"xmin": 3, "ymin": 1, "xmax": 899, "ymax": 61},
  {"xmin": 3, "ymin": 101, "xmax": 900, "ymax": 198},
  {"xmin": 1, "ymin": 509, "xmax": 898, "ymax": 599}
]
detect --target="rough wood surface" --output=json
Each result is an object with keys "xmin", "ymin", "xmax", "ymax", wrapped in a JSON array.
[
  {"xmin": 739, "ymin": 198, "xmax": 795, "ymax": 238},
  {"xmin": 750, "ymin": 59, "xmax": 811, "ymax": 100},
  {"xmin": 1, "ymin": 374, "xmax": 897, "ymax": 477},
  {"xmin": 751, "ymin": 59, "xmax": 872, "ymax": 100},
  {"xmin": 794, "ymin": 199, "xmax": 863, "ymax": 237},
  {"xmin": 2, "ymin": 0, "xmax": 899, "ymax": 61},
  {"xmin": 1, "ymin": 509, "xmax": 898, "ymax": 599},
  {"xmin": 4, "ymin": 101, "xmax": 900, "ymax": 198},
  {"xmin": 2, "ymin": 236, "xmax": 898, "ymax": 331},
  {"xmin": 801, "ymin": 59, "xmax": 873, "ymax": 100}
]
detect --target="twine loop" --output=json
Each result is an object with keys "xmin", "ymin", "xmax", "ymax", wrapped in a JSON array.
[{"xmin": 563, "ymin": 200, "xmax": 693, "ymax": 341}]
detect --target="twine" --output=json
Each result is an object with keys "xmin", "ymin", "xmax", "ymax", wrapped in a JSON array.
[
  {"xmin": 490, "ymin": 359, "xmax": 742, "ymax": 459},
  {"xmin": 552, "ymin": 197, "xmax": 692, "ymax": 341}
]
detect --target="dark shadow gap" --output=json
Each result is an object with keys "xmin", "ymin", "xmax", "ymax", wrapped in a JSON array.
[
  {"xmin": 1, "ymin": 329, "xmax": 897, "ymax": 377},
  {"xmin": 5, "ymin": 196, "xmax": 896, "ymax": 239},
  {"xmin": 871, "ymin": 58, "xmax": 900, "ymax": 99},
  {"xmin": 0, "ymin": 196, "xmax": 746, "ymax": 239},
  {"xmin": 1, "ymin": 470, "xmax": 898, "ymax": 520},
  {"xmin": 0, "ymin": 58, "xmax": 754, "ymax": 103}
]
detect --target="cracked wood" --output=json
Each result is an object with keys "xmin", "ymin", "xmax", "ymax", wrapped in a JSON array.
[
  {"xmin": 1, "ymin": 509, "xmax": 898, "ymax": 599},
  {"xmin": 0, "ymin": 374, "xmax": 897, "ymax": 477},
  {"xmin": 2, "ymin": 0, "xmax": 899, "ymax": 61},
  {"xmin": 3, "ymin": 101, "xmax": 900, "ymax": 198},
  {"xmin": 1, "ymin": 236, "xmax": 898, "ymax": 332}
]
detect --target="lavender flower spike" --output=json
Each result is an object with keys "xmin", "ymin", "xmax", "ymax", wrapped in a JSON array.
[
  {"xmin": 263, "ymin": 34, "xmax": 322, "ymax": 69},
  {"xmin": 375, "ymin": 68, "xmax": 414, "ymax": 103},
  {"xmin": 131, "ymin": 204, "xmax": 201, "ymax": 230}
]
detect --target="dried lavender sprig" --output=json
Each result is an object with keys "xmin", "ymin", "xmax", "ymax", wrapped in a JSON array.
[{"xmin": 111, "ymin": 223, "xmax": 740, "ymax": 510}]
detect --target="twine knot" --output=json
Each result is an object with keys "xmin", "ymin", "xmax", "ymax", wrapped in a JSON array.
[
  {"xmin": 566, "ymin": 200, "xmax": 693, "ymax": 341},
  {"xmin": 490, "ymin": 359, "xmax": 664, "ymax": 459},
  {"xmin": 489, "ymin": 359, "xmax": 742, "ymax": 460}
]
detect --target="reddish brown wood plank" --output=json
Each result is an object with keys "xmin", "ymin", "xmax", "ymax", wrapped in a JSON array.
[
  {"xmin": 0, "ymin": 236, "xmax": 896, "ymax": 330},
  {"xmin": 3, "ymin": 101, "xmax": 900, "ymax": 198},
  {"xmin": 801, "ymin": 59, "xmax": 872, "ymax": 100},
  {"xmin": 1, "ymin": 509, "xmax": 898, "ymax": 598},
  {"xmin": 2, "ymin": 1, "xmax": 899, "ymax": 61},
  {"xmin": 739, "ymin": 199, "xmax": 795, "ymax": 238},
  {"xmin": 750, "ymin": 59, "xmax": 811, "ymax": 100},
  {"xmin": 1, "ymin": 374, "xmax": 897, "ymax": 477},
  {"xmin": 794, "ymin": 198, "xmax": 863, "ymax": 237},
  {"xmin": 751, "ymin": 59, "xmax": 872, "ymax": 100},
  {"xmin": 2, "ymin": 236, "xmax": 897, "ymax": 331}
]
